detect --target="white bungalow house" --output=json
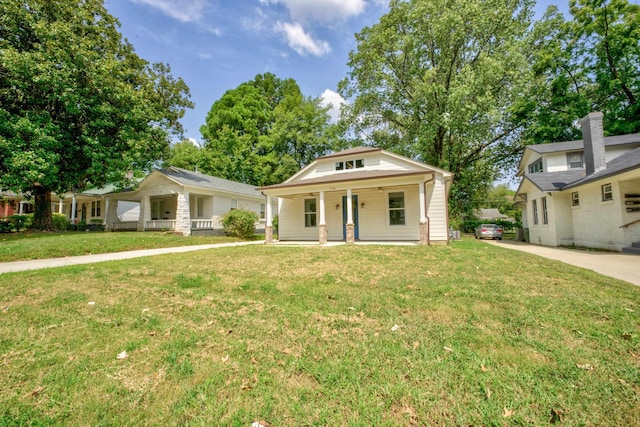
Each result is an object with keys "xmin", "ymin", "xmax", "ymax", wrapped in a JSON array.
[
  {"xmin": 258, "ymin": 147, "xmax": 453, "ymax": 245},
  {"xmin": 104, "ymin": 167, "xmax": 270, "ymax": 236},
  {"xmin": 515, "ymin": 112, "xmax": 640, "ymax": 253}
]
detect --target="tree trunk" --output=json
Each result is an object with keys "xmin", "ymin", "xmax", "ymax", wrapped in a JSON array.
[{"xmin": 33, "ymin": 186, "xmax": 53, "ymax": 231}]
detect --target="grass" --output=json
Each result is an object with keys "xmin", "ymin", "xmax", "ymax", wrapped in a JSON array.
[
  {"xmin": 0, "ymin": 231, "xmax": 247, "ymax": 262},
  {"xmin": 0, "ymin": 238, "xmax": 639, "ymax": 425}
]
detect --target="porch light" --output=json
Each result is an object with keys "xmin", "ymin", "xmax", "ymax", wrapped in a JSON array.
[
  {"xmin": 360, "ymin": 202, "xmax": 365, "ymax": 208},
  {"xmin": 336, "ymin": 204, "xmax": 340, "ymax": 210}
]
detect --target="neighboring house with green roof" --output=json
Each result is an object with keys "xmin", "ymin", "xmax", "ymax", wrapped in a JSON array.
[{"xmin": 105, "ymin": 167, "xmax": 269, "ymax": 235}]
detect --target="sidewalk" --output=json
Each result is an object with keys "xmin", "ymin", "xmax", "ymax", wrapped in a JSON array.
[
  {"xmin": 0, "ymin": 241, "xmax": 264, "ymax": 274},
  {"xmin": 483, "ymin": 239, "xmax": 640, "ymax": 287}
]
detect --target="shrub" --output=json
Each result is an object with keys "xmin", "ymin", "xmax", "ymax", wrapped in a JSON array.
[
  {"xmin": 52, "ymin": 213, "xmax": 70, "ymax": 230},
  {"xmin": 10, "ymin": 214, "xmax": 30, "ymax": 231},
  {"xmin": 220, "ymin": 209, "xmax": 258, "ymax": 238}
]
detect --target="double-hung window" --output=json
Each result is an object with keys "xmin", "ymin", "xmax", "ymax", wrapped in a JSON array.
[
  {"xmin": 304, "ymin": 198, "xmax": 317, "ymax": 227},
  {"xmin": 542, "ymin": 197, "xmax": 548, "ymax": 224},
  {"xmin": 567, "ymin": 152, "xmax": 584, "ymax": 169},
  {"xmin": 532, "ymin": 199, "xmax": 538, "ymax": 225},
  {"xmin": 260, "ymin": 203, "xmax": 266, "ymax": 220},
  {"xmin": 602, "ymin": 183, "xmax": 613, "ymax": 201},
  {"xmin": 388, "ymin": 192, "xmax": 406, "ymax": 225},
  {"xmin": 571, "ymin": 192, "xmax": 580, "ymax": 207}
]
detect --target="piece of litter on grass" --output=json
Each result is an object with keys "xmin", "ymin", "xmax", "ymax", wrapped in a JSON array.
[
  {"xmin": 444, "ymin": 346, "xmax": 453, "ymax": 352},
  {"xmin": 88, "ymin": 301, "xmax": 96, "ymax": 305},
  {"xmin": 251, "ymin": 421, "xmax": 269, "ymax": 427},
  {"xmin": 576, "ymin": 363, "xmax": 594, "ymax": 370},
  {"xmin": 221, "ymin": 355, "xmax": 230, "ymax": 363},
  {"xmin": 624, "ymin": 307, "xmax": 634, "ymax": 312},
  {"xmin": 391, "ymin": 324, "xmax": 399, "ymax": 332},
  {"xmin": 116, "ymin": 351, "xmax": 128, "ymax": 360},
  {"xmin": 348, "ymin": 306, "xmax": 356, "ymax": 311},
  {"xmin": 503, "ymin": 407, "xmax": 514, "ymax": 418},
  {"xmin": 142, "ymin": 308, "xmax": 150, "ymax": 313}
]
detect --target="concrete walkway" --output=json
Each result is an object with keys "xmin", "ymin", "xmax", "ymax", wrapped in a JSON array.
[
  {"xmin": 0, "ymin": 241, "xmax": 264, "ymax": 274},
  {"xmin": 2, "ymin": 239, "xmax": 638, "ymax": 287},
  {"xmin": 483, "ymin": 239, "xmax": 640, "ymax": 287}
]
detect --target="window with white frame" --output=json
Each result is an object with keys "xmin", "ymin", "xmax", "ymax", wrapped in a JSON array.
[
  {"xmin": 91, "ymin": 201, "xmax": 101, "ymax": 217},
  {"xmin": 601, "ymin": 183, "xmax": 613, "ymax": 201},
  {"xmin": 388, "ymin": 192, "xmax": 406, "ymax": 225},
  {"xmin": 304, "ymin": 198, "xmax": 317, "ymax": 227},
  {"xmin": 542, "ymin": 197, "xmax": 548, "ymax": 224},
  {"xmin": 528, "ymin": 158, "xmax": 543, "ymax": 174},
  {"xmin": 335, "ymin": 159, "xmax": 365, "ymax": 170},
  {"xmin": 196, "ymin": 197, "xmax": 204, "ymax": 218},
  {"xmin": 260, "ymin": 203, "xmax": 265, "ymax": 220},
  {"xmin": 532, "ymin": 199, "xmax": 538, "ymax": 225},
  {"xmin": 567, "ymin": 152, "xmax": 584, "ymax": 169},
  {"xmin": 571, "ymin": 191, "xmax": 580, "ymax": 207}
]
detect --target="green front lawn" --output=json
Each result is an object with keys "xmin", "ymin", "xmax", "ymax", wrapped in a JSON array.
[
  {"xmin": 0, "ymin": 232, "xmax": 245, "ymax": 262},
  {"xmin": 1, "ymin": 240, "xmax": 638, "ymax": 425}
]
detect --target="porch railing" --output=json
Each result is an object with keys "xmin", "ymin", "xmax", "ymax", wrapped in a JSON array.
[
  {"xmin": 146, "ymin": 220, "xmax": 176, "ymax": 230},
  {"xmin": 192, "ymin": 219, "xmax": 214, "ymax": 229},
  {"xmin": 111, "ymin": 221, "xmax": 138, "ymax": 231}
]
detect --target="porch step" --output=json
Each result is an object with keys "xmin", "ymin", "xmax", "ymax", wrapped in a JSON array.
[{"xmin": 621, "ymin": 242, "xmax": 640, "ymax": 255}]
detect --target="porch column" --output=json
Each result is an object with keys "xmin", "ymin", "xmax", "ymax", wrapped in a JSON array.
[
  {"xmin": 138, "ymin": 195, "xmax": 150, "ymax": 231},
  {"xmin": 346, "ymin": 188, "xmax": 355, "ymax": 244},
  {"xmin": 71, "ymin": 194, "xmax": 77, "ymax": 223},
  {"xmin": 18, "ymin": 201, "xmax": 24, "ymax": 215},
  {"xmin": 175, "ymin": 191, "xmax": 191, "ymax": 236},
  {"xmin": 319, "ymin": 191, "xmax": 327, "ymax": 244},
  {"xmin": 58, "ymin": 198, "xmax": 63, "ymax": 214},
  {"xmin": 419, "ymin": 182, "xmax": 429, "ymax": 245},
  {"xmin": 265, "ymin": 195, "xmax": 273, "ymax": 244},
  {"xmin": 3, "ymin": 201, "xmax": 9, "ymax": 217},
  {"xmin": 104, "ymin": 198, "xmax": 116, "ymax": 231}
]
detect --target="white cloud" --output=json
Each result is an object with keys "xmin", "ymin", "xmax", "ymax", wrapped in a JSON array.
[
  {"xmin": 319, "ymin": 89, "xmax": 346, "ymax": 122},
  {"xmin": 130, "ymin": 0, "xmax": 208, "ymax": 23},
  {"xmin": 261, "ymin": 0, "xmax": 366, "ymax": 24},
  {"xmin": 274, "ymin": 22, "xmax": 331, "ymax": 57}
]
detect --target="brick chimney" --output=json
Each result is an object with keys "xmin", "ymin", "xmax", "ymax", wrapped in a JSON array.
[{"xmin": 580, "ymin": 112, "xmax": 606, "ymax": 175}]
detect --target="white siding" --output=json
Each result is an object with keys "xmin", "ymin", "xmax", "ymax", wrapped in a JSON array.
[
  {"xmin": 426, "ymin": 175, "xmax": 448, "ymax": 242},
  {"xmin": 277, "ymin": 186, "xmax": 426, "ymax": 241},
  {"xmin": 297, "ymin": 152, "xmax": 427, "ymax": 181},
  {"xmin": 527, "ymin": 189, "xmax": 558, "ymax": 246},
  {"xmin": 546, "ymin": 153, "xmax": 570, "ymax": 172}
]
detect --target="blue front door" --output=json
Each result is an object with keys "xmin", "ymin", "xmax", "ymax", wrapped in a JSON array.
[{"xmin": 342, "ymin": 195, "xmax": 359, "ymax": 240}]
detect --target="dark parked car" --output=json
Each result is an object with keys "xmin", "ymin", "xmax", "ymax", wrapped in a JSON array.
[{"xmin": 475, "ymin": 224, "xmax": 503, "ymax": 240}]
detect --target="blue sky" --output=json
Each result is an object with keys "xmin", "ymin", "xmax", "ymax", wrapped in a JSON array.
[{"xmin": 104, "ymin": 0, "xmax": 568, "ymax": 146}]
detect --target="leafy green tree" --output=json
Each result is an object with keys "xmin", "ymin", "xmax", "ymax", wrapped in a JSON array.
[
  {"xmin": 339, "ymin": 0, "xmax": 534, "ymax": 218},
  {"xmin": 0, "ymin": 0, "xmax": 193, "ymax": 230},
  {"xmin": 200, "ymin": 73, "xmax": 338, "ymax": 186},
  {"xmin": 164, "ymin": 140, "xmax": 204, "ymax": 171},
  {"xmin": 514, "ymin": 0, "xmax": 639, "ymax": 143}
]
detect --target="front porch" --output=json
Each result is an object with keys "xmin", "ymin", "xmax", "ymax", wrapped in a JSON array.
[{"xmin": 106, "ymin": 192, "xmax": 221, "ymax": 235}]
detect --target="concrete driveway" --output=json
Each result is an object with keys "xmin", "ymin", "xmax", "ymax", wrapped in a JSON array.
[{"xmin": 483, "ymin": 239, "xmax": 640, "ymax": 287}]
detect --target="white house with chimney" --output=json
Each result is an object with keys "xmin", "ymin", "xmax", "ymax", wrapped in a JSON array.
[{"xmin": 515, "ymin": 112, "xmax": 640, "ymax": 253}]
